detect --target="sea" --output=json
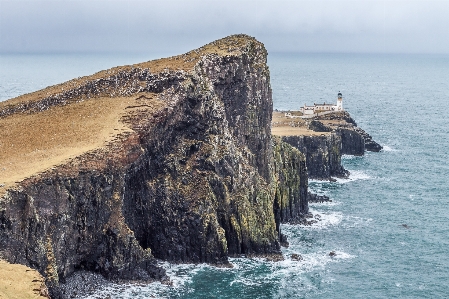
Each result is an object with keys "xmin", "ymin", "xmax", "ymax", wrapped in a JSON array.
[{"xmin": 1, "ymin": 52, "xmax": 448, "ymax": 298}]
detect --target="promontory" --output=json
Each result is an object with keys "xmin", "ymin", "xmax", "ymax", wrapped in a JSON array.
[{"xmin": 0, "ymin": 34, "xmax": 380, "ymax": 298}]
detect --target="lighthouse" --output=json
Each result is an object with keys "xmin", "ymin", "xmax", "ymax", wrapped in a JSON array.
[{"xmin": 336, "ymin": 92, "xmax": 343, "ymax": 111}]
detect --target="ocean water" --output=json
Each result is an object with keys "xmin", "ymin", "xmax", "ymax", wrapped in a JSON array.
[{"xmin": 1, "ymin": 52, "xmax": 449, "ymax": 298}]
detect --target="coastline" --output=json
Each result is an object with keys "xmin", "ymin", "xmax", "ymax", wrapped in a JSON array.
[
  {"xmin": 272, "ymin": 110, "xmax": 381, "ymax": 180},
  {"xmin": 0, "ymin": 36, "xmax": 382, "ymax": 298}
]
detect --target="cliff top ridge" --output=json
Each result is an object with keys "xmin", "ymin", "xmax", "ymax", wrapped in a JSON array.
[
  {"xmin": 0, "ymin": 34, "xmax": 261, "ymax": 110},
  {"xmin": 0, "ymin": 34, "xmax": 265, "ymax": 196}
]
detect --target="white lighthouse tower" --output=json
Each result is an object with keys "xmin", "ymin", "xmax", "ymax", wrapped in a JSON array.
[{"xmin": 336, "ymin": 92, "xmax": 343, "ymax": 111}]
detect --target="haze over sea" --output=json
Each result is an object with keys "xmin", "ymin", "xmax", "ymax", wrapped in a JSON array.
[{"xmin": 1, "ymin": 52, "xmax": 448, "ymax": 298}]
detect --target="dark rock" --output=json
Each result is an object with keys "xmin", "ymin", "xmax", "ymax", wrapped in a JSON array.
[
  {"xmin": 338, "ymin": 128, "xmax": 365, "ymax": 155},
  {"xmin": 307, "ymin": 192, "xmax": 332, "ymax": 203},
  {"xmin": 291, "ymin": 253, "xmax": 303, "ymax": 261},
  {"xmin": 272, "ymin": 137, "xmax": 309, "ymax": 226},
  {"xmin": 356, "ymin": 127, "xmax": 383, "ymax": 152},
  {"xmin": 308, "ymin": 120, "xmax": 332, "ymax": 132},
  {"xmin": 280, "ymin": 233, "xmax": 289, "ymax": 248},
  {"xmin": 282, "ymin": 134, "xmax": 349, "ymax": 180},
  {"xmin": 314, "ymin": 112, "xmax": 382, "ymax": 153},
  {"xmin": 282, "ymin": 111, "xmax": 381, "ymax": 180}
]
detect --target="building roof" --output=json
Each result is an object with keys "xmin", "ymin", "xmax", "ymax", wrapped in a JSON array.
[{"xmin": 314, "ymin": 103, "xmax": 335, "ymax": 106}]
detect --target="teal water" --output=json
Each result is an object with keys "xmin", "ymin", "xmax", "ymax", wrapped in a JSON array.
[
  {"xmin": 1, "ymin": 53, "xmax": 448, "ymax": 298},
  {"xmin": 0, "ymin": 53, "xmax": 157, "ymax": 102}
]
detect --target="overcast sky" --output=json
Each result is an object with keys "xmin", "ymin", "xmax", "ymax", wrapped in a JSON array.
[{"xmin": 0, "ymin": 0, "xmax": 448, "ymax": 55}]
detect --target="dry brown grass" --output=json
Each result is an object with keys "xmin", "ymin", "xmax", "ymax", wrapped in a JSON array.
[
  {"xmin": 0, "ymin": 94, "xmax": 163, "ymax": 196},
  {"xmin": 271, "ymin": 126, "xmax": 330, "ymax": 137},
  {"xmin": 0, "ymin": 260, "xmax": 47, "ymax": 299},
  {"xmin": 271, "ymin": 111, "xmax": 330, "ymax": 136}
]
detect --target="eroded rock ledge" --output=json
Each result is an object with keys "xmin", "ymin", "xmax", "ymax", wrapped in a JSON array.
[{"xmin": 0, "ymin": 35, "xmax": 309, "ymax": 297}]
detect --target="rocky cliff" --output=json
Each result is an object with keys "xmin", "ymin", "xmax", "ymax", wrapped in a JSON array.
[
  {"xmin": 313, "ymin": 112, "xmax": 382, "ymax": 154},
  {"xmin": 281, "ymin": 134, "xmax": 348, "ymax": 180},
  {"xmin": 0, "ymin": 35, "xmax": 308, "ymax": 297},
  {"xmin": 272, "ymin": 111, "xmax": 382, "ymax": 180}
]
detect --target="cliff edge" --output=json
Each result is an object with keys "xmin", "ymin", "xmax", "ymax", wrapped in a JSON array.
[{"xmin": 0, "ymin": 35, "xmax": 308, "ymax": 297}]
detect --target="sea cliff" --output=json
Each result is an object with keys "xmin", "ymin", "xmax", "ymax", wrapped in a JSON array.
[
  {"xmin": 0, "ymin": 34, "xmax": 381, "ymax": 298},
  {"xmin": 272, "ymin": 111, "xmax": 382, "ymax": 180},
  {"xmin": 0, "ymin": 35, "xmax": 309, "ymax": 297}
]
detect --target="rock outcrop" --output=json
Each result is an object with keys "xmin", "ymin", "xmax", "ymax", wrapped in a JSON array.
[
  {"xmin": 312, "ymin": 111, "xmax": 382, "ymax": 154},
  {"xmin": 0, "ymin": 35, "xmax": 309, "ymax": 297},
  {"xmin": 281, "ymin": 134, "xmax": 349, "ymax": 180},
  {"xmin": 272, "ymin": 111, "xmax": 381, "ymax": 180}
]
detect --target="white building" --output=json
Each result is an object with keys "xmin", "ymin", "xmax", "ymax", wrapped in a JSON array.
[{"xmin": 300, "ymin": 92, "xmax": 344, "ymax": 115}]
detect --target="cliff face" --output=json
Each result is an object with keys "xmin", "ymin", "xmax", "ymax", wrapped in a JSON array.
[
  {"xmin": 338, "ymin": 128, "xmax": 365, "ymax": 155},
  {"xmin": 281, "ymin": 134, "xmax": 348, "ymax": 180},
  {"xmin": 313, "ymin": 112, "xmax": 382, "ymax": 154},
  {"xmin": 272, "ymin": 111, "xmax": 381, "ymax": 180},
  {"xmin": 120, "ymin": 43, "xmax": 279, "ymax": 263},
  {"xmin": 0, "ymin": 35, "xmax": 308, "ymax": 295},
  {"xmin": 272, "ymin": 137, "xmax": 308, "ymax": 225}
]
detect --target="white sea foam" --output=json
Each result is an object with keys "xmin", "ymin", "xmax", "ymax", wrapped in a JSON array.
[
  {"xmin": 341, "ymin": 154, "xmax": 360, "ymax": 160},
  {"xmin": 309, "ymin": 200, "xmax": 340, "ymax": 207},
  {"xmin": 82, "ymin": 212, "xmax": 347, "ymax": 298},
  {"xmin": 271, "ymin": 251, "xmax": 355, "ymax": 283},
  {"xmin": 341, "ymin": 215, "xmax": 373, "ymax": 229},
  {"xmin": 83, "ymin": 281, "xmax": 171, "ymax": 299},
  {"xmin": 162, "ymin": 262, "xmax": 199, "ymax": 288},
  {"xmin": 82, "ymin": 262, "xmax": 211, "ymax": 299},
  {"xmin": 309, "ymin": 170, "xmax": 371, "ymax": 185},
  {"xmin": 82, "ymin": 248, "xmax": 356, "ymax": 299},
  {"xmin": 227, "ymin": 249, "xmax": 355, "ymax": 294},
  {"xmin": 308, "ymin": 178, "xmax": 331, "ymax": 184},
  {"xmin": 382, "ymin": 145, "xmax": 398, "ymax": 152},
  {"xmin": 306, "ymin": 210, "xmax": 343, "ymax": 229},
  {"xmin": 281, "ymin": 210, "xmax": 343, "ymax": 230},
  {"xmin": 229, "ymin": 276, "xmax": 262, "ymax": 287},
  {"xmin": 329, "ymin": 251, "xmax": 355, "ymax": 260},
  {"xmin": 333, "ymin": 170, "xmax": 371, "ymax": 183}
]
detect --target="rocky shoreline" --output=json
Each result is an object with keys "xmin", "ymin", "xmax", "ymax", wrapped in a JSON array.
[
  {"xmin": 0, "ymin": 35, "xmax": 381, "ymax": 298},
  {"xmin": 272, "ymin": 110, "xmax": 382, "ymax": 180}
]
